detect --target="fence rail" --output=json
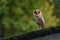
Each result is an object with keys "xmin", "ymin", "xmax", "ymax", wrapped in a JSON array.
[{"xmin": 0, "ymin": 26, "xmax": 60, "ymax": 40}]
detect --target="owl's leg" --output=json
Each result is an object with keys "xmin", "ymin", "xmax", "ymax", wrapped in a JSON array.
[
  {"xmin": 40, "ymin": 25, "xmax": 44, "ymax": 29},
  {"xmin": 38, "ymin": 24, "xmax": 44, "ymax": 29}
]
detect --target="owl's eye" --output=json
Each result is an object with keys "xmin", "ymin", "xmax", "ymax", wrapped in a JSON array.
[
  {"xmin": 34, "ymin": 11, "xmax": 37, "ymax": 14},
  {"xmin": 38, "ymin": 11, "xmax": 40, "ymax": 13}
]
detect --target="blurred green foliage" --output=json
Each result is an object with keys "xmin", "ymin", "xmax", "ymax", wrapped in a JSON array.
[{"xmin": 0, "ymin": 0, "xmax": 60, "ymax": 38}]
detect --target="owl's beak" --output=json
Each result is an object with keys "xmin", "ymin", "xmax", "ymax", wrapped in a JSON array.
[{"xmin": 36, "ymin": 15, "xmax": 39, "ymax": 17}]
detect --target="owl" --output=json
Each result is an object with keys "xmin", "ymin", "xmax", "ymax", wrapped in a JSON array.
[{"xmin": 33, "ymin": 9, "xmax": 45, "ymax": 29}]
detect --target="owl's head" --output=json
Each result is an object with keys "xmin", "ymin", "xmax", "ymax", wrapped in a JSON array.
[{"xmin": 33, "ymin": 9, "xmax": 42, "ymax": 17}]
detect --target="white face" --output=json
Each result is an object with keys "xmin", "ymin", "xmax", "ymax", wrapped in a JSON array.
[{"xmin": 33, "ymin": 9, "xmax": 41, "ymax": 17}]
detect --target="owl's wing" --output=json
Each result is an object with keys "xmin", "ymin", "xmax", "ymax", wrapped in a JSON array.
[
  {"xmin": 35, "ymin": 16, "xmax": 44, "ymax": 28},
  {"xmin": 39, "ymin": 16, "xmax": 45, "ymax": 24}
]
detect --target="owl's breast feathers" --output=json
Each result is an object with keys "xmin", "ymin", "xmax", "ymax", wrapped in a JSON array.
[{"xmin": 35, "ymin": 15, "xmax": 45, "ymax": 25}]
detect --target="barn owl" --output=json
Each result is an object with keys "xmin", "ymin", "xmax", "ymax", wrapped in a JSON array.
[{"xmin": 33, "ymin": 9, "xmax": 45, "ymax": 29}]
